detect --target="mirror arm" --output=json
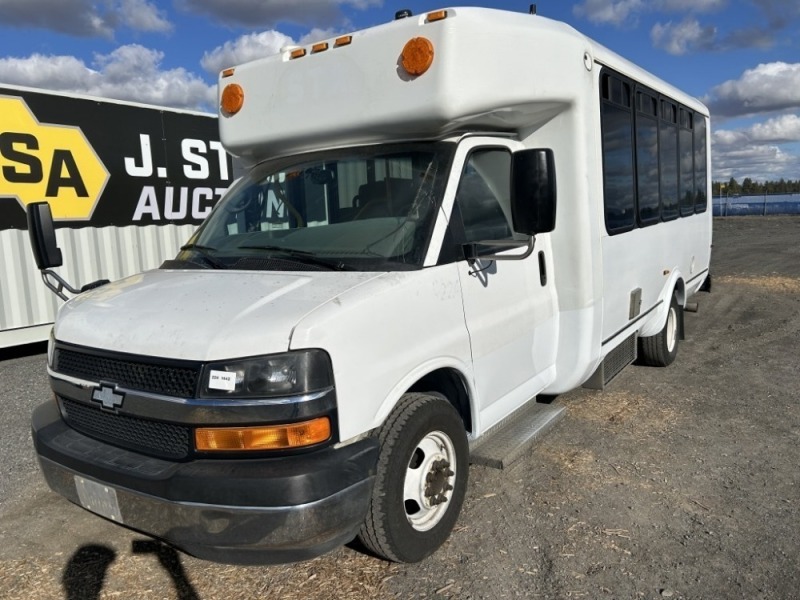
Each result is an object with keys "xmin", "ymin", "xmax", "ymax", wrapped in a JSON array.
[
  {"xmin": 41, "ymin": 269, "xmax": 82, "ymax": 301},
  {"xmin": 464, "ymin": 235, "xmax": 536, "ymax": 265}
]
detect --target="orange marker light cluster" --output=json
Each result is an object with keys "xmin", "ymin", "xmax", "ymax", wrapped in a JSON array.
[
  {"xmin": 401, "ymin": 37, "xmax": 435, "ymax": 76},
  {"xmin": 290, "ymin": 35, "xmax": 354, "ymax": 59},
  {"xmin": 426, "ymin": 10, "xmax": 448, "ymax": 22},
  {"xmin": 220, "ymin": 83, "xmax": 244, "ymax": 116},
  {"xmin": 195, "ymin": 417, "xmax": 331, "ymax": 451}
]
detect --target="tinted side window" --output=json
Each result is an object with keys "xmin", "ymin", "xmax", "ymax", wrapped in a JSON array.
[
  {"xmin": 660, "ymin": 100, "xmax": 679, "ymax": 221},
  {"xmin": 694, "ymin": 115, "xmax": 708, "ymax": 213},
  {"xmin": 602, "ymin": 75, "xmax": 635, "ymax": 233},
  {"xmin": 636, "ymin": 91, "xmax": 660, "ymax": 225},
  {"xmin": 679, "ymin": 109, "xmax": 695, "ymax": 216}
]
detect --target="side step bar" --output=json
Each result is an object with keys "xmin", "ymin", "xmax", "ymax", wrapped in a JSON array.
[{"xmin": 469, "ymin": 400, "xmax": 566, "ymax": 470}]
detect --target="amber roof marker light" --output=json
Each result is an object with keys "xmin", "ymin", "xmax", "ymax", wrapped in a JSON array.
[
  {"xmin": 401, "ymin": 37, "xmax": 435, "ymax": 76},
  {"xmin": 220, "ymin": 83, "xmax": 244, "ymax": 117}
]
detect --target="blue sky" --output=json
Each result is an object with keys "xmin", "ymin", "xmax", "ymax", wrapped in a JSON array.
[{"xmin": 1, "ymin": 0, "xmax": 799, "ymax": 184}]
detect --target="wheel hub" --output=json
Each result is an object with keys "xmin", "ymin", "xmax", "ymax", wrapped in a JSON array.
[
  {"xmin": 424, "ymin": 459, "xmax": 454, "ymax": 506},
  {"xmin": 403, "ymin": 430, "xmax": 459, "ymax": 531}
]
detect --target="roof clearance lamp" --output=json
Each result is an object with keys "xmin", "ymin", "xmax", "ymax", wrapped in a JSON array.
[
  {"xmin": 401, "ymin": 37, "xmax": 435, "ymax": 76},
  {"xmin": 220, "ymin": 83, "xmax": 244, "ymax": 117}
]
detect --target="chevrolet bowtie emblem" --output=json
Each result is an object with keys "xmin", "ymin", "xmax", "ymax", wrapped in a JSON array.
[{"xmin": 92, "ymin": 385, "xmax": 124, "ymax": 411}]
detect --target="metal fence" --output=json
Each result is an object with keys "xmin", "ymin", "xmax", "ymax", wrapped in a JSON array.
[{"xmin": 713, "ymin": 193, "xmax": 800, "ymax": 216}]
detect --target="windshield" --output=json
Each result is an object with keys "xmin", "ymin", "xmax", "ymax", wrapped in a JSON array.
[{"xmin": 173, "ymin": 142, "xmax": 455, "ymax": 272}]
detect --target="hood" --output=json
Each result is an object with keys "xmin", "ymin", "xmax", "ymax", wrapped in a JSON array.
[{"xmin": 55, "ymin": 269, "xmax": 382, "ymax": 361}]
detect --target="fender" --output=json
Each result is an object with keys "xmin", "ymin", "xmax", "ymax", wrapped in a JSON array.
[
  {"xmin": 369, "ymin": 356, "xmax": 477, "ymax": 438},
  {"xmin": 639, "ymin": 268, "xmax": 685, "ymax": 339}
]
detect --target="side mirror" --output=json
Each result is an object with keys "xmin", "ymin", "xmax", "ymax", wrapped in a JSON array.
[
  {"xmin": 511, "ymin": 149, "xmax": 557, "ymax": 235},
  {"xmin": 27, "ymin": 202, "xmax": 63, "ymax": 270},
  {"xmin": 26, "ymin": 201, "xmax": 109, "ymax": 300}
]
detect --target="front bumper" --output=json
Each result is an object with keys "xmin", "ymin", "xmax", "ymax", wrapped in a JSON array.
[{"xmin": 32, "ymin": 400, "xmax": 378, "ymax": 564}]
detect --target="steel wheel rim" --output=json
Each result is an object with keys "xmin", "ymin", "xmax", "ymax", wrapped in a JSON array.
[
  {"xmin": 666, "ymin": 304, "xmax": 677, "ymax": 352},
  {"xmin": 402, "ymin": 430, "xmax": 457, "ymax": 532}
]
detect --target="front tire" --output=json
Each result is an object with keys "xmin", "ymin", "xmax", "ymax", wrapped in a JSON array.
[
  {"xmin": 359, "ymin": 393, "xmax": 469, "ymax": 563},
  {"xmin": 639, "ymin": 293, "xmax": 680, "ymax": 367}
]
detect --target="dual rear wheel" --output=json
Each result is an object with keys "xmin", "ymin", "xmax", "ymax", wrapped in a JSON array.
[{"xmin": 639, "ymin": 292, "xmax": 681, "ymax": 367}]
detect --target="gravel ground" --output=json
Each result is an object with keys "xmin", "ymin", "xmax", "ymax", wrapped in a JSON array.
[{"xmin": 1, "ymin": 216, "xmax": 798, "ymax": 599}]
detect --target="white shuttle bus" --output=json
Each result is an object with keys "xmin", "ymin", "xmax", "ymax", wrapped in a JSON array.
[{"xmin": 30, "ymin": 7, "xmax": 711, "ymax": 565}]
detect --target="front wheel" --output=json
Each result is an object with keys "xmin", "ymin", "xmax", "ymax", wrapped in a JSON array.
[
  {"xmin": 639, "ymin": 293, "xmax": 680, "ymax": 367},
  {"xmin": 359, "ymin": 393, "xmax": 469, "ymax": 563}
]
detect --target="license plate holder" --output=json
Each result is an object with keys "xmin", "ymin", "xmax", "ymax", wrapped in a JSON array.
[{"xmin": 74, "ymin": 476, "xmax": 124, "ymax": 524}]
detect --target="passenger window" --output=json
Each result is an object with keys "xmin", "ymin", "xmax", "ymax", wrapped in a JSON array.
[{"xmin": 454, "ymin": 149, "xmax": 521, "ymax": 247}]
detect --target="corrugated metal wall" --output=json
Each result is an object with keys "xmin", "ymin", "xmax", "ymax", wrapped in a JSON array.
[{"xmin": 0, "ymin": 224, "xmax": 196, "ymax": 347}]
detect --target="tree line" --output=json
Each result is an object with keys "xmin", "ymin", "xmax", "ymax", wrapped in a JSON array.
[{"xmin": 712, "ymin": 178, "xmax": 800, "ymax": 197}]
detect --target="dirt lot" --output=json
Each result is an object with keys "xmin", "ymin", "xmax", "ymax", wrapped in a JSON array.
[{"xmin": 1, "ymin": 216, "xmax": 798, "ymax": 599}]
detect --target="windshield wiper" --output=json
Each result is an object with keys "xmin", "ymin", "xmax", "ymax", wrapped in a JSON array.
[
  {"xmin": 238, "ymin": 244, "xmax": 351, "ymax": 271},
  {"xmin": 179, "ymin": 243, "xmax": 226, "ymax": 269}
]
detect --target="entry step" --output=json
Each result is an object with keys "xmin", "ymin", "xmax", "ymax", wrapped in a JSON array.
[{"xmin": 469, "ymin": 399, "xmax": 566, "ymax": 470}]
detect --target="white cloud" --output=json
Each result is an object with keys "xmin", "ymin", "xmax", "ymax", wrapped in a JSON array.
[
  {"xmin": 0, "ymin": 0, "xmax": 172, "ymax": 37},
  {"xmin": 575, "ymin": 0, "xmax": 784, "ymax": 56},
  {"xmin": 711, "ymin": 141, "xmax": 797, "ymax": 182},
  {"xmin": 573, "ymin": 0, "xmax": 724, "ymax": 26},
  {"xmin": 298, "ymin": 28, "xmax": 341, "ymax": 46},
  {"xmin": 0, "ymin": 54, "xmax": 94, "ymax": 90},
  {"xmin": 704, "ymin": 62, "xmax": 800, "ymax": 118},
  {"xmin": 652, "ymin": 20, "xmax": 776, "ymax": 54},
  {"xmin": 747, "ymin": 114, "xmax": 800, "ymax": 143},
  {"xmin": 656, "ymin": 0, "xmax": 725, "ymax": 11},
  {"xmin": 712, "ymin": 115, "xmax": 800, "ymax": 181},
  {"xmin": 651, "ymin": 18, "xmax": 716, "ymax": 55},
  {"xmin": 200, "ymin": 27, "xmax": 344, "ymax": 75},
  {"xmin": 180, "ymin": 0, "xmax": 381, "ymax": 28},
  {"xmin": 572, "ymin": 0, "xmax": 643, "ymax": 26},
  {"xmin": 715, "ymin": 114, "xmax": 800, "ymax": 145},
  {"xmin": 118, "ymin": 0, "xmax": 172, "ymax": 33},
  {"xmin": 0, "ymin": 46, "xmax": 214, "ymax": 111},
  {"xmin": 201, "ymin": 30, "xmax": 294, "ymax": 75}
]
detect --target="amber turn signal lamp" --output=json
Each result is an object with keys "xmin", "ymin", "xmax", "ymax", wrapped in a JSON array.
[
  {"xmin": 334, "ymin": 35, "xmax": 353, "ymax": 47},
  {"xmin": 401, "ymin": 37, "xmax": 434, "ymax": 76},
  {"xmin": 195, "ymin": 417, "xmax": 331, "ymax": 451},
  {"xmin": 220, "ymin": 83, "xmax": 244, "ymax": 116}
]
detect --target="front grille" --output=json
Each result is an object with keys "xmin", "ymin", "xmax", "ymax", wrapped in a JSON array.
[
  {"xmin": 55, "ymin": 348, "xmax": 199, "ymax": 397},
  {"xmin": 61, "ymin": 398, "xmax": 191, "ymax": 460}
]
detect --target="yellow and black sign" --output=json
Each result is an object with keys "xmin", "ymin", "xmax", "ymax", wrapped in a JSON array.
[
  {"xmin": 0, "ymin": 95, "xmax": 109, "ymax": 220},
  {"xmin": 0, "ymin": 87, "xmax": 233, "ymax": 231}
]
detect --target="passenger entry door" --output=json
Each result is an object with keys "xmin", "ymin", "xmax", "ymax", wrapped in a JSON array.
[{"xmin": 448, "ymin": 140, "xmax": 558, "ymax": 433}]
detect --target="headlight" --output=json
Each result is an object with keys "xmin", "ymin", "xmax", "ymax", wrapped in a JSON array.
[{"xmin": 199, "ymin": 349, "xmax": 333, "ymax": 398}]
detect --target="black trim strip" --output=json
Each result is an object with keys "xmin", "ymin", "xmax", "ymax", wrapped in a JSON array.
[
  {"xmin": 686, "ymin": 268, "xmax": 709, "ymax": 287},
  {"xmin": 602, "ymin": 300, "xmax": 662, "ymax": 346}
]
